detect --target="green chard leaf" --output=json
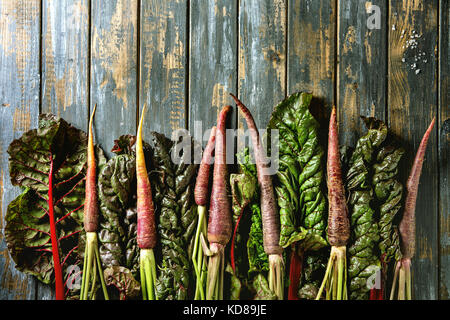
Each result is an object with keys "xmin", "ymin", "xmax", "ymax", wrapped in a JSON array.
[
  {"xmin": 247, "ymin": 204, "xmax": 269, "ymax": 274},
  {"xmin": 267, "ymin": 92, "xmax": 327, "ymax": 250},
  {"xmin": 149, "ymin": 131, "xmax": 198, "ymax": 300},
  {"xmin": 373, "ymin": 144, "xmax": 404, "ymax": 264},
  {"xmin": 5, "ymin": 114, "xmax": 106, "ymax": 297},
  {"xmin": 297, "ymin": 249, "xmax": 328, "ymax": 299},
  {"xmin": 228, "ymin": 148, "xmax": 275, "ymax": 300},
  {"xmin": 104, "ymin": 266, "xmax": 141, "ymax": 300},
  {"xmin": 97, "ymin": 135, "xmax": 144, "ymax": 299},
  {"xmin": 346, "ymin": 117, "xmax": 387, "ymax": 300}
]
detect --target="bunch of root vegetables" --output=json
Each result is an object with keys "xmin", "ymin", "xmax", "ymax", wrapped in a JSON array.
[{"xmin": 5, "ymin": 92, "xmax": 434, "ymax": 300}]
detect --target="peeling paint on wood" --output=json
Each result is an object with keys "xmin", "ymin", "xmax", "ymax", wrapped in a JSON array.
[
  {"xmin": 91, "ymin": 0, "xmax": 138, "ymax": 158},
  {"xmin": 42, "ymin": 0, "xmax": 89, "ymax": 130},
  {"xmin": 0, "ymin": 0, "xmax": 40, "ymax": 300},
  {"xmin": 288, "ymin": 0, "xmax": 336, "ymax": 108},
  {"xmin": 140, "ymin": 0, "xmax": 188, "ymax": 139},
  {"xmin": 238, "ymin": 0, "xmax": 286, "ymax": 151},
  {"xmin": 337, "ymin": 0, "xmax": 387, "ymax": 147},
  {"xmin": 189, "ymin": 0, "xmax": 237, "ymax": 144}
]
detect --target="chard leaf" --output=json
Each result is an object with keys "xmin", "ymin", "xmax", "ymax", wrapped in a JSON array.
[
  {"xmin": 5, "ymin": 114, "xmax": 106, "ymax": 297},
  {"xmin": 346, "ymin": 117, "xmax": 387, "ymax": 300},
  {"xmin": 267, "ymin": 92, "xmax": 327, "ymax": 250},
  {"xmin": 247, "ymin": 204, "xmax": 269, "ymax": 274},
  {"xmin": 230, "ymin": 170, "xmax": 256, "ymax": 279},
  {"xmin": 297, "ymin": 250, "xmax": 328, "ymax": 299},
  {"xmin": 373, "ymin": 145, "xmax": 404, "ymax": 264},
  {"xmin": 252, "ymin": 274, "xmax": 277, "ymax": 300},
  {"xmin": 97, "ymin": 135, "xmax": 149, "ymax": 298},
  {"xmin": 229, "ymin": 149, "xmax": 282, "ymax": 300},
  {"xmin": 149, "ymin": 131, "xmax": 198, "ymax": 300},
  {"xmin": 104, "ymin": 266, "xmax": 141, "ymax": 300},
  {"xmin": 98, "ymin": 135, "xmax": 151, "ymax": 277}
]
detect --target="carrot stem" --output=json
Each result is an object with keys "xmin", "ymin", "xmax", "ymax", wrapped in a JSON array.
[
  {"xmin": 192, "ymin": 205, "xmax": 207, "ymax": 300},
  {"xmin": 316, "ymin": 107, "xmax": 349, "ymax": 300},
  {"xmin": 192, "ymin": 127, "xmax": 216, "ymax": 300},
  {"xmin": 398, "ymin": 264, "xmax": 406, "ymax": 300},
  {"xmin": 136, "ymin": 104, "xmax": 158, "ymax": 300},
  {"xmin": 316, "ymin": 246, "xmax": 347, "ymax": 300},
  {"xmin": 206, "ymin": 243, "xmax": 224, "ymax": 300},
  {"xmin": 80, "ymin": 105, "xmax": 109, "ymax": 300},
  {"xmin": 405, "ymin": 260, "xmax": 412, "ymax": 300}
]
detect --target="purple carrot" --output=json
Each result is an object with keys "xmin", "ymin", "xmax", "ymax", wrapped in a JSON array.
[
  {"xmin": 391, "ymin": 117, "xmax": 435, "ymax": 300},
  {"xmin": 316, "ymin": 106, "xmax": 350, "ymax": 300},
  {"xmin": 398, "ymin": 117, "xmax": 436, "ymax": 259},
  {"xmin": 195, "ymin": 126, "xmax": 217, "ymax": 206},
  {"xmin": 205, "ymin": 105, "xmax": 232, "ymax": 300},
  {"xmin": 230, "ymin": 93, "xmax": 284, "ymax": 299}
]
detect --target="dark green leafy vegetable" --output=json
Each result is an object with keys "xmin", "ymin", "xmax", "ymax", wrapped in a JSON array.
[
  {"xmin": 267, "ymin": 92, "xmax": 327, "ymax": 250},
  {"xmin": 97, "ymin": 135, "xmax": 149, "ymax": 299},
  {"xmin": 149, "ymin": 131, "xmax": 198, "ymax": 300},
  {"xmin": 252, "ymin": 274, "xmax": 277, "ymax": 300},
  {"xmin": 373, "ymin": 145, "xmax": 404, "ymax": 264},
  {"xmin": 98, "ymin": 135, "xmax": 143, "ymax": 277},
  {"xmin": 267, "ymin": 92, "xmax": 327, "ymax": 300},
  {"xmin": 346, "ymin": 117, "xmax": 387, "ymax": 300},
  {"xmin": 104, "ymin": 266, "xmax": 141, "ymax": 300},
  {"xmin": 247, "ymin": 204, "xmax": 269, "ymax": 274},
  {"xmin": 230, "ymin": 164, "xmax": 257, "ymax": 279},
  {"xmin": 297, "ymin": 250, "xmax": 328, "ymax": 299},
  {"xmin": 5, "ymin": 114, "xmax": 106, "ymax": 298},
  {"xmin": 228, "ymin": 148, "xmax": 277, "ymax": 300}
]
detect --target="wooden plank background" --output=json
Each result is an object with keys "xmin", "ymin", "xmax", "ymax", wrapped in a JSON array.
[{"xmin": 0, "ymin": 0, "xmax": 448, "ymax": 300}]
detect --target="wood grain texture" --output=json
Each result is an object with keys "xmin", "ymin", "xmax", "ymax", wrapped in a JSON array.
[
  {"xmin": 140, "ymin": 0, "xmax": 188, "ymax": 140},
  {"xmin": 238, "ymin": 0, "xmax": 287, "ymax": 150},
  {"xmin": 0, "ymin": 0, "xmax": 40, "ymax": 299},
  {"xmin": 42, "ymin": 0, "xmax": 89, "ymax": 131},
  {"xmin": 91, "ymin": 0, "xmax": 138, "ymax": 158},
  {"xmin": 288, "ymin": 0, "xmax": 336, "ymax": 137},
  {"xmin": 288, "ymin": 0, "xmax": 336, "ymax": 106},
  {"xmin": 337, "ymin": 0, "xmax": 387, "ymax": 147},
  {"xmin": 189, "ymin": 0, "xmax": 237, "ymax": 145},
  {"xmin": 439, "ymin": 0, "xmax": 449, "ymax": 300},
  {"xmin": 388, "ymin": 0, "xmax": 439, "ymax": 300}
]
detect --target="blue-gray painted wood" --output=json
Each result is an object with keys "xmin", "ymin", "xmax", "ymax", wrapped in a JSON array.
[{"xmin": 0, "ymin": 0, "xmax": 40, "ymax": 300}]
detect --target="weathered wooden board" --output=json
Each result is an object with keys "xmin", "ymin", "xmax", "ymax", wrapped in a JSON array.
[
  {"xmin": 439, "ymin": 0, "xmax": 450, "ymax": 300},
  {"xmin": 238, "ymin": 0, "xmax": 287, "ymax": 150},
  {"xmin": 288, "ymin": 0, "xmax": 336, "ymax": 132},
  {"xmin": 388, "ymin": 0, "xmax": 439, "ymax": 300},
  {"xmin": 189, "ymin": 0, "xmax": 237, "ymax": 146},
  {"xmin": 42, "ymin": 0, "xmax": 90, "ymax": 131},
  {"xmin": 0, "ymin": 0, "xmax": 448, "ymax": 300},
  {"xmin": 337, "ymin": 0, "xmax": 387, "ymax": 146},
  {"xmin": 140, "ymin": 0, "xmax": 188, "ymax": 140},
  {"xmin": 37, "ymin": 0, "xmax": 92, "ymax": 300},
  {"xmin": 0, "ymin": 0, "xmax": 40, "ymax": 299},
  {"xmin": 91, "ymin": 0, "xmax": 138, "ymax": 158}
]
